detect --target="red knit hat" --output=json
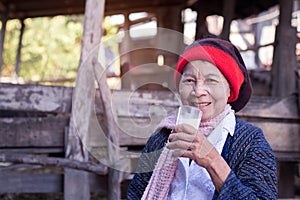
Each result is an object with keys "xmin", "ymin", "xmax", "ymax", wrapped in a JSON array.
[{"xmin": 174, "ymin": 38, "xmax": 252, "ymax": 112}]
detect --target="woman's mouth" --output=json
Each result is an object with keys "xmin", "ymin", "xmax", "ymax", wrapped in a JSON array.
[{"xmin": 194, "ymin": 102, "xmax": 211, "ymax": 108}]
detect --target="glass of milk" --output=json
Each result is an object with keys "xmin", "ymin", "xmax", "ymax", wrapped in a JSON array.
[{"xmin": 176, "ymin": 105, "xmax": 202, "ymax": 129}]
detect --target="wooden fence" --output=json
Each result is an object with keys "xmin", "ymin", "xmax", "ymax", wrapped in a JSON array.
[{"xmin": 0, "ymin": 83, "xmax": 299, "ymax": 198}]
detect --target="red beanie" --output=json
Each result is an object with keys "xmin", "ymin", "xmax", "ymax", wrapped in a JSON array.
[{"xmin": 174, "ymin": 38, "xmax": 252, "ymax": 112}]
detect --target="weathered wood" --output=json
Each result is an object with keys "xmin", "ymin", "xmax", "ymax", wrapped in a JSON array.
[
  {"xmin": 0, "ymin": 153, "xmax": 108, "ymax": 175},
  {"xmin": 0, "ymin": 83, "xmax": 299, "ymax": 198},
  {"xmin": 0, "ymin": 117, "xmax": 68, "ymax": 147},
  {"xmin": 92, "ymin": 2, "xmax": 123, "ymax": 199},
  {"xmin": 65, "ymin": 0, "xmax": 107, "ymax": 199},
  {"xmin": 0, "ymin": 148, "xmax": 63, "ymax": 154},
  {"xmin": 271, "ymin": 0, "xmax": 297, "ymax": 97},
  {"xmin": 0, "ymin": 83, "xmax": 73, "ymax": 113},
  {"xmin": 2, "ymin": 83, "xmax": 297, "ymax": 118},
  {"xmin": 248, "ymin": 120, "xmax": 300, "ymax": 153},
  {"xmin": 0, "ymin": 16, "xmax": 7, "ymax": 73},
  {"xmin": 15, "ymin": 18, "xmax": 25, "ymax": 76},
  {"xmin": 278, "ymin": 161, "xmax": 297, "ymax": 198},
  {"xmin": 297, "ymin": 67, "xmax": 300, "ymax": 114},
  {"xmin": 0, "ymin": 173, "xmax": 63, "ymax": 193},
  {"xmin": 0, "ymin": 171, "xmax": 109, "ymax": 194},
  {"xmin": 237, "ymin": 94, "xmax": 299, "ymax": 119},
  {"xmin": 1, "ymin": 84, "xmax": 299, "ymax": 152},
  {"xmin": 220, "ymin": 0, "xmax": 236, "ymax": 40}
]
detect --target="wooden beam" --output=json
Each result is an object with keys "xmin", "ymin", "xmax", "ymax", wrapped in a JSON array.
[
  {"xmin": 104, "ymin": 0, "xmax": 185, "ymax": 16},
  {"xmin": 0, "ymin": 15, "xmax": 7, "ymax": 74},
  {"xmin": 5, "ymin": 0, "xmax": 84, "ymax": 19},
  {"xmin": 14, "ymin": 18, "xmax": 25, "ymax": 77}
]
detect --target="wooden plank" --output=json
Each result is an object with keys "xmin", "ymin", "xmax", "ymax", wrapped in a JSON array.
[
  {"xmin": 113, "ymin": 90, "xmax": 299, "ymax": 119},
  {"xmin": 118, "ymin": 114, "xmax": 300, "ymax": 152},
  {"xmin": 111, "ymin": 89, "xmax": 179, "ymax": 118},
  {"xmin": 237, "ymin": 94, "xmax": 299, "ymax": 120},
  {"xmin": 0, "ymin": 148, "xmax": 64, "ymax": 154},
  {"xmin": 0, "ymin": 84, "xmax": 297, "ymax": 120},
  {"xmin": 0, "ymin": 172, "xmax": 108, "ymax": 194},
  {"xmin": 64, "ymin": 169, "xmax": 90, "ymax": 199},
  {"xmin": 0, "ymin": 172, "xmax": 62, "ymax": 193},
  {"xmin": 0, "ymin": 83, "xmax": 73, "ymax": 113},
  {"xmin": 248, "ymin": 120, "xmax": 300, "ymax": 152},
  {"xmin": 118, "ymin": 117, "xmax": 157, "ymax": 146},
  {"xmin": 89, "ymin": 173, "xmax": 108, "ymax": 194},
  {"xmin": 0, "ymin": 153, "xmax": 107, "ymax": 175},
  {"xmin": 0, "ymin": 117, "xmax": 68, "ymax": 147},
  {"xmin": 0, "ymin": 85, "xmax": 299, "ymax": 153}
]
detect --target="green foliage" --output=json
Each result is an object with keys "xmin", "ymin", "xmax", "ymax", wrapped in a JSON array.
[
  {"xmin": 2, "ymin": 15, "xmax": 83, "ymax": 85},
  {"xmin": 2, "ymin": 15, "xmax": 121, "ymax": 86}
]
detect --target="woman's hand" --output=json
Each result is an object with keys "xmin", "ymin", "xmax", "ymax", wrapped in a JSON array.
[
  {"xmin": 166, "ymin": 123, "xmax": 231, "ymax": 192},
  {"xmin": 166, "ymin": 123, "xmax": 215, "ymax": 168}
]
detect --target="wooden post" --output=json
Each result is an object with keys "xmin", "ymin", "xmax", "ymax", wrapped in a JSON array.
[
  {"xmin": 64, "ymin": 0, "xmax": 105, "ymax": 200},
  {"xmin": 120, "ymin": 12, "xmax": 131, "ymax": 66},
  {"xmin": 220, "ymin": 0, "xmax": 236, "ymax": 40},
  {"xmin": 297, "ymin": 67, "xmax": 300, "ymax": 113},
  {"xmin": 156, "ymin": 5, "xmax": 184, "ymax": 66},
  {"xmin": 278, "ymin": 161, "xmax": 297, "ymax": 198},
  {"xmin": 271, "ymin": 0, "xmax": 297, "ymax": 97},
  {"xmin": 195, "ymin": 10, "xmax": 209, "ymax": 39},
  {"xmin": 0, "ymin": 15, "xmax": 7, "ymax": 75},
  {"xmin": 120, "ymin": 12, "xmax": 131, "ymax": 89},
  {"xmin": 15, "ymin": 18, "xmax": 25, "ymax": 78}
]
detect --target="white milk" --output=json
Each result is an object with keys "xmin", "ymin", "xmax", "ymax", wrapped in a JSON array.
[{"xmin": 177, "ymin": 118, "xmax": 201, "ymax": 129}]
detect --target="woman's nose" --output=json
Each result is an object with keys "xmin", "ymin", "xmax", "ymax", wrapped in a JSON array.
[{"xmin": 193, "ymin": 81, "xmax": 209, "ymax": 96}]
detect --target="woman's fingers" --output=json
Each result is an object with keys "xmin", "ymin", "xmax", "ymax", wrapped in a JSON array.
[
  {"xmin": 168, "ymin": 132, "xmax": 196, "ymax": 143},
  {"xmin": 166, "ymin": 138, "xmax": 193, "ymax": 150},
  {"xmin": 174, "ymin": 124, "xmax": 199, "ymax": 135},
  {"xmin": 167, "ymin": 124, "xmax": 215, "ymax": 163}
]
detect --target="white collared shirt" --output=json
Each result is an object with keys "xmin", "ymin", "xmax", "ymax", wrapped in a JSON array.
[{"xmin": 167, "ymin": 112, "xmax": 236, "ymax": 200}]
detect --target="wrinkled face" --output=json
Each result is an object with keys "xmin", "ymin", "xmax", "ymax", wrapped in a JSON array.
[{"xmin": 179, "ymin": 60, "xmax": 231, "ymax": 121}]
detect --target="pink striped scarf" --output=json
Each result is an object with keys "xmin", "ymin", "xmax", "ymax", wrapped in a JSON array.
[{"xmin": 141, "ymin": 105, "xmax": 232, "ymax": 200}]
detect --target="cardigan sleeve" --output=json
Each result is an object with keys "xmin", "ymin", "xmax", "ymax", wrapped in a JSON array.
[
  {"xmin": 126, "ymin": 128, "xmax": 170, "ymax": 200},
  {"xmin": 216, "ymin": 123, "xmax": 278, "ymax": 200}
]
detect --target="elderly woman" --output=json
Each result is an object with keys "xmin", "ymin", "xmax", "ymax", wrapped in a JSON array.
[{"xmin": 126, "ymin": 38, "xmax": 278, "ymax": 200}]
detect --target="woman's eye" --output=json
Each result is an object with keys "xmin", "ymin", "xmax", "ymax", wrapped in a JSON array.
[
  {"xmin": 184, "ymin": 78, "xmax": 195, "ymax": 83},
  {"xmin": 206, "ymin": 78, "xmax": 218, "ymax": 83}
]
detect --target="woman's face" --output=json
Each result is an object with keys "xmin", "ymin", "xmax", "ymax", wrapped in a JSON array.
[{"xmin": 179, "ymin": 60, "xmax": 231, "ymax": 121}]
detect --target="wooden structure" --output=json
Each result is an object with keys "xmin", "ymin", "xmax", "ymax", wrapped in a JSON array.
[
  {"xmin": 0, "ymin": 0, "xmax": 299, "ymax": 199},
  {"xmin": 0, "ymin": 84, "xmax": 299, "ymax": 198}
]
